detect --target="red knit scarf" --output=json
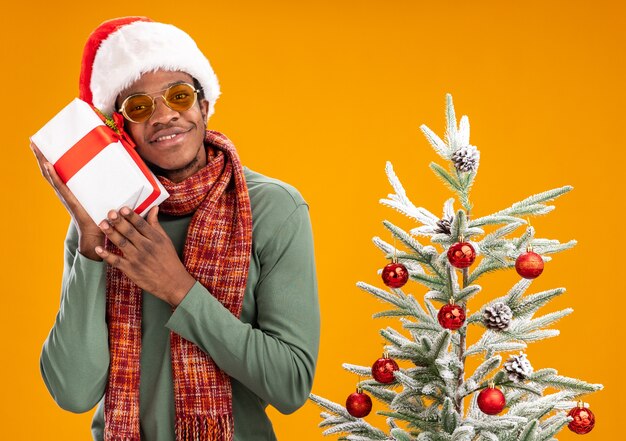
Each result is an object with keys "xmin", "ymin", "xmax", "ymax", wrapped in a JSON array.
[{"xmin": 104, "ymin": 131, "xmax": 252, "ymax": 441}]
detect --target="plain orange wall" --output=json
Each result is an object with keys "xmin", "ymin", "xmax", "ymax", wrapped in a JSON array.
[{"xmin": 1, "ymin": 1, "xmax": 623, "ymax": 439}]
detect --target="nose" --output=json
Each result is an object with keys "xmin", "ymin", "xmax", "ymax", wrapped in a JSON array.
[{"xmin": 149, "ymin": 96, "xmax": 180, "ymax": 125}]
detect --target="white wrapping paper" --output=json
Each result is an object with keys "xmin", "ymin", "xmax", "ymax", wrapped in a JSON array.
[{"xmin": 32, "ymin": 98, "xmax": 169, "ymax": 224}]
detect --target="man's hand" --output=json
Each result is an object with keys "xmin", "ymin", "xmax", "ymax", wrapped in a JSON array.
[
  {"xmin": 30, "ymin": 141, "xmax": 104, "ymax": 260},
  {"xmin": 95, "ymin": 206, "xmax": 196, "ymax": 306}
]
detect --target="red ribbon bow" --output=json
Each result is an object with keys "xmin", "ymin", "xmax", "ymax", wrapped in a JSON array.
[{"xmin": 52, "ymin": 107, "xmax": 162, "ymax": 214}]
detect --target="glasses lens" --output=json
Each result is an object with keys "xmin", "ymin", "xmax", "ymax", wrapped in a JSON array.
[
  {"xmin": 124, "ymin": 95, "xmax": 155, "ymax": 122},
  {"xmin": 165, "ymin": 83, "xmax": 197, "ymax": 112}
]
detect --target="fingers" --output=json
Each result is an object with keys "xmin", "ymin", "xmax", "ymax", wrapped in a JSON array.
[
  {"xmin": 30, "ymin": 141, "xmax": 97, "ymax": 231},
  {"xmin": 95, "ymin": 206, "xmax": 165, "ymax": 275},
  {"xmin": 100, "ymin": 207, "xmax": 163, "ymax": 252},
  {"xmin": 146, "ymin": 206, "xmax": 167, "ymax": 235},
  {"xmin": 30, "ymin": 141, "xmax": 49, "ymax": 180},
  {"xmin": 99, "ymin": 210, "xmax": 142, "ymax": 252},
  {"xmin": 30, "ymin": 142, "xmax": 60, "ymax": 193},
  {"xmin": 95, "ymin": 245, "xmax": 126, "ymax": 270},
  {"xmin": 30, "ymin": 140, "xmax": 90, "ymax": 218},
  {"xmin": 120, "ymin": 206, "xmax": 161, "ymax": 242}
]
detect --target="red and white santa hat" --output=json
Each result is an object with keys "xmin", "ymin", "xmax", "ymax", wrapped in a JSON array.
[{"xmin": 79, "ymin": 16, "xmax": 220, "ymax": 117}]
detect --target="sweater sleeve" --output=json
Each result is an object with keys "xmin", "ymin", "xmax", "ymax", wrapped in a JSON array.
[
  {"xmin": 39, "ymin": 221, "xmax": 110, "ymax": 413},
  {"xmin": 166, "ymin": 203, "xmax": 320, "ymax": 415}
]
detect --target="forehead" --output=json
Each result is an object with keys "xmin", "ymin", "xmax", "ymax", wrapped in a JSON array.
[{"xmin": 119, "ymin": 70, "xmax": 194, "ymax": 99}]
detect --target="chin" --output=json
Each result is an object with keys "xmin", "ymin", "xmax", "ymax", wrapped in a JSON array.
[{"xmin": 145, "ymin": 151, "xmax": 202, "ymax": 177}]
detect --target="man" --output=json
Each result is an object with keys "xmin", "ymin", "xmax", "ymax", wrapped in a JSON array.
[{"xmin": 32, "ymin": 16, "xmax": 319, "ymax": 441}]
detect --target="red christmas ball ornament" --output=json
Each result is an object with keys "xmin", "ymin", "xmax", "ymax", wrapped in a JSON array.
[
  {"xmin": 568, "ymin": 402, "xmax": 595, "ymax": 434},
  {"xmin": 515, "ymin": 249, "xmax": 544, "ymax": 279},
  {"xmin": 382, "ymin": 262, "xmax": 409, "ymax": 288},
  {"xmin": 345, "ymin": 387, "xmax": 372, "ymax": 418},
  {"xmin": 477, "ymin": 385, "xmax": 506, "ymax": 415},
  {"xmin": 371, "ymin": 352, "xmax": 399, "ymax": 383},
  {"xmin": 438, "ymin": 301, "xmax": 466, "ymax": 330},
  {"xmin": 447, "ymin": 241, "xmax": 476, "ymax": 269}
]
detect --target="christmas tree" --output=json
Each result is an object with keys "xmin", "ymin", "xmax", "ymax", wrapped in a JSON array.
[{"xmin": 310, "ymin": 95, "xmax": 603, "ymax": 440}]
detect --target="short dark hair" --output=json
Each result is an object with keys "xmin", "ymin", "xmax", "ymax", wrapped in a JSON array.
[{"xmin": 193, "ymin": 77, "xmax": 205, "ymax": 101}]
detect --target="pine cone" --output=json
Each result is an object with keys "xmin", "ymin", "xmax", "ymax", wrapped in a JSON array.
[
  {"xmin": 451, "ymin": 145, "xmax": 480, "ymax": 172},
  {"xmin": 504, "ymin": 352, "xmax": 533, "ymax": 383},
  {"xmin": 435, "ymin": 217, "xmax": 452, "ymax": 234},
  {"xmin": 483, "ymin": 302, "xmax": 513, "ymax": 330}
]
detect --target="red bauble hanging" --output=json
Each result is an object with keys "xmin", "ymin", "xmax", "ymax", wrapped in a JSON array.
[
  {"xmin": 568, "ymin": 402, "xmax": 595, "ymax": 434},
  {"xmin": 515, "ymin": 248, "xmax": 544, "ymax": 279},
  {"xmin": 382, "ymin": 262, "xmax": 409, "ymax": 288},
  {"xmin": 447, "ymin": 240, "xmax": 476, "ymax": 269},
  {"xmin": 371, "ymin": 352, "xmax": 399, "ymax": 383},
  {"xmin": 438, "ymin": 301, "xmax": 466, "ymax": 330},
  {"xmin": 346, "ymin": 387, "xmax": 372, "ymax": 418},
  {"xmin": 477, "ymin": 385, "xmax": 506, "ymax": 415}
]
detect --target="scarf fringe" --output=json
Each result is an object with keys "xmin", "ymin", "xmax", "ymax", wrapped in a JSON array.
[{"xmin": 175, "ymin": 415, "xmax": 234, "ymax": 441}]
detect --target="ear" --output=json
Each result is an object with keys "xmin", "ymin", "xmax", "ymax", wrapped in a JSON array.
[{"xmin": 200, "ymin": 99, "xmax": 209, "ymax": 126}]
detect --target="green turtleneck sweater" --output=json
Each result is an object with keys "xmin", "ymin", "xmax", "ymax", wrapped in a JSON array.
[{"xmin": 40, "ymin": 167, "xmax": 320, "ymax": 441}]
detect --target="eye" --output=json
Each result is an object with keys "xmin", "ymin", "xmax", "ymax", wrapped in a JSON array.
[{"xmin": 172, "ymin": 93, "xmax": 189, "ymax": 101}]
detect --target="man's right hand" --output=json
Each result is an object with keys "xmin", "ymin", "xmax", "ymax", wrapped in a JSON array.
[{"xmin": 30, "ymin": 141, "xmax": 105, "ymax": 261}]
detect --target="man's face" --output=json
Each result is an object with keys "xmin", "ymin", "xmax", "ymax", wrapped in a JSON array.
[{"xmin": 117, "ymin": 70, "xmax": 209, "ymax": 181}]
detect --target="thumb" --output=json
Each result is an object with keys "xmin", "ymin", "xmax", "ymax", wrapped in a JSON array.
[{"xmin": 147, "ymin": 205, "xmax": 160, "ymax": 227}]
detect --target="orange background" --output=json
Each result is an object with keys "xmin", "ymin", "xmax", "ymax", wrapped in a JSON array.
[{"xmin": 1, "ymin": 1, "xmax": 623, "ymax": 439}]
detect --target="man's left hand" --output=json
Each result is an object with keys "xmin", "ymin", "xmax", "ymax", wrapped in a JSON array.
[{"xmin": 95, "ymin": 206, "xmax": 195, "ymax": 307}]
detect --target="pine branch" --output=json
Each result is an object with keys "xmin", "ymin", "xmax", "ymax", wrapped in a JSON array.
[
  {"xmin": 428, "ymin": 330, "xmax": 452, "ymax": 361},
  {"xmin": 516, "ymin": 309, "xmax": 573, "ymax": 333},
  {"xmin": 322, "ymin": 421, "xmax": 388, "ymax": 438},
  {"xmin": 507, "ymin": 391, "xmax": 577, "ymax": 419},
  {"xmin": 469, "ymin": 215, "xmax": 526, "ymax": 228},
  {"xmin": 310, "ymin": 394, "xmax": 353, "ymax": 419},
  {"xmin": 456, "ymin": 169, "xmax": 476, "ymax": 211},
  {"xmin": 517, "ymin": 420, "xmax": 539, "ymax": 441},
  {"xmin": 503, "ymin": 382, "xmax": 543, "ymax": 397},
  {"xmin": 420, "ymin": 125, "xmax": 451, "ymax": 159},
  {"xmin": 441, "ymin": 397, "xmax": 460, "ymax": 434},
  {"xmin": 538, "ymin": 414, "xmax": 571, "ymax": 441},
  {"xmin": 446, "ymin": 93, "xmax": 458, "ymax": 149},
  {"xmin": 449, "ymin": 210, "xmax": 468, "ymax": 240},
  {"xmin": 431, "ymin": 162, "xmax": 463, "ymax": 193},
  {"xmin": 403, "ymin": 318, "xmax": 442, "ymax": 334},
  {"xmin": 378, "ymin": 410, "xmax": 440, "ymax": 433},
  {"xmin": 451, "ymin": 426, "xmax": 475, "ymax": 441},
  {"xmin": 383, "ymin": 221, "xmax": 446, "ymax": 279},
  {"xmin": 357, "ymin": 282, "xmax": 407, "ymax": 310},
  {"xmin": 380, "ymin": 162, "xmax": 441, "ymax": 225},
  {"xmin": 465, "ymin": 318, "xmax": 567, "ymax": 356},
  {"xmin": 467, "ymin": 259, "xmax": 515, "ymax": 285},
  {"xmin": 459, "ymin": 356, "xmax": 501, "ymax": 397},
  {"xmin": 373, "ymin": 237, "xmax": 426, "ymax": 274},
  {"xmin": 310, "ymin": 394, "xmax": 390, "ymax": 439},
  {"xmin": 493, "ymin": 186, "xmax": 572, "ymax": 218},
  {"xmin": 361, "ymin": 382, "xmax": 398, "ymax": 402},
  {"xmin": 455, "ymin": 285, "xmax": 482, "ymax": 303},
  {"xmin": 342, "ymin": 363, "xmax": 373, "ymax": 377},
  {"xmin": 529, "ymin": 371, "xmax": 603, "ymax": 394},
  {"xmin": 513, "ymin": 288, "xmax": 566, "ymax": 319}
]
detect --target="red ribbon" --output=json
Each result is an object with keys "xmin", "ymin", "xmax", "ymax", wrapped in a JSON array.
[{"xmin": 53, "ymin": 113, "xmax": 161, "ymax": 215}]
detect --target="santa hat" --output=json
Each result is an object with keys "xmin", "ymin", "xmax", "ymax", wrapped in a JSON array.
[{"xmin": 79, "ymin": 16, "xmax": 220, "ymax": 117}]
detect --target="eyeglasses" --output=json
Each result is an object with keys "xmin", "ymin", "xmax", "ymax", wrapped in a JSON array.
[{"xmin": 118, "ymin": 82, "xmax": 201, "ymax": 123}]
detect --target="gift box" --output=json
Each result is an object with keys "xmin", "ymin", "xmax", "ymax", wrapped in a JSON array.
[{"xmin": 31, "ymin": 98, "xmax": 169, "ymax": 224}]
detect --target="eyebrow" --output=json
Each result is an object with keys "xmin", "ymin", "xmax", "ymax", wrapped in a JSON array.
[
  {"xmin": 126, "ymin": 81, "xmax": 188, "ymax": 96},
  {"xmin": 117, "ymin": 80, "xmax": 190, "ymax": 106}
]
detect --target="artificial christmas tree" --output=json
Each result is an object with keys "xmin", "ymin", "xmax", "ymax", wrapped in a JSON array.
[{"xmin": 310, "ymin": 94, "xmax": 603, "ymax": 440}]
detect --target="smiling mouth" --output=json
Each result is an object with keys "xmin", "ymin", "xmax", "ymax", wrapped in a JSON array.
[
  {"xmin": 155, "ymin": 133, "xmax": 178, "ymax": 142},
  {"xmin": 150, "ymin": 128, "xmax": 192, "ymax": 144}
]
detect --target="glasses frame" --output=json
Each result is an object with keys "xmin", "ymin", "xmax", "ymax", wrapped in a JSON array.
[{"xmin": 118, "ymin": 82, "xmax": 201, "ymax": 123}]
